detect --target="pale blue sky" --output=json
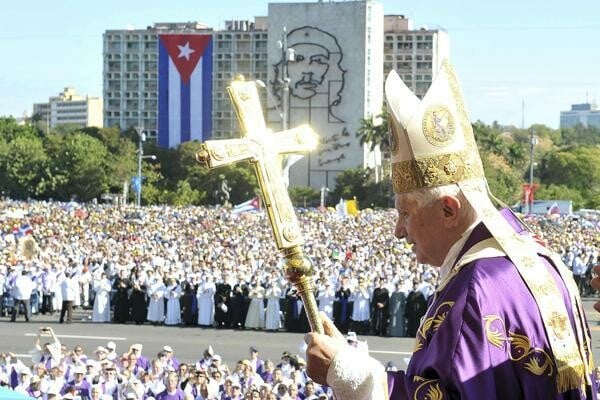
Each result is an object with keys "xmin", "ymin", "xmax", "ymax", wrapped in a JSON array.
[{"xmin": 1, "ymin": 0, "xmax": 599, "ymax": 128}]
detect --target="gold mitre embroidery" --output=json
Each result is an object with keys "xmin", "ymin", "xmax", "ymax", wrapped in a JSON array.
[{"xmin": 385, "ymin": 59, "xmax": 485, "ymax": 194}]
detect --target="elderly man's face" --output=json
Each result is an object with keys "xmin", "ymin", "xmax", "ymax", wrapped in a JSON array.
[{"xmin": 394, "ymin": 194, "xmax": 446, "ymax": 266}]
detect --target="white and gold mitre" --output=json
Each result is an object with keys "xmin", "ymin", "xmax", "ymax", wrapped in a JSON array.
[{"xmin": 385, "ymin": 59, "xmax": 485, "ymax": 194}]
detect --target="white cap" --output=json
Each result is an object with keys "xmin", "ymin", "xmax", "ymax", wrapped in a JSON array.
[
  {"xmin": 163, "ymin": 345, "xmax": 173, "ymax": 353},
  {"xmin": 106, "ymin": 341, "xmax": 116, "ymax": 350}
]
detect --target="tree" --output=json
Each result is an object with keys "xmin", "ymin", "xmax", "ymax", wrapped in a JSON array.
[
  {"xmin": 160, "ymin": 180, "xmax": 205, "ymax": 206},
  {"xmin": 473, "ymin": 121, "xmax": 506, "ymax": 155},
  {"xmin": 356, "ymin": 108, "xmax": 390, "ymax": 153},
  {"xmin": 289, "ymin": 186, "xmax": 320, "ymax": 207},
  {"xmin": 330, "ymin": 167, "xmax": 371, "ymax": 206},
  {"xmin": 46, "ymin": 133, "xmax": 109, "ymax": 201},
  {"xmin": 561, "ymin": 123, "xmax": 600, "ymax": 146},
  {"xmin": 0, "ymin": 135, "xmax": 48, "ymax": 198},
  {"xmin": 538, "ymin": 146, "xmax": 600, "ymax": 195},
  {"xmin": 480, "ymin": 151, "xmax": 522, "ymax": 205},
  {"xmin": 535, "ymin": 184, "xmax": 585, "ymax": 210},
  {"xmin": 0, "ymin": 117, "xmax": 40, "ymax": 142}
]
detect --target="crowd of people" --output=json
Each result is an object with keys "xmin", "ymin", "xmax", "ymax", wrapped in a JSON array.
[
  {"xmin": 0, "ymin": 325, "xmax": 347, "ymax": 399},
  {"xmin": 0, "ymin": 199, "xmax": 598, "ymax": 398},
  {"xmin": 0, "ymin": 200, "xmax": 599, "ymax": 334}
]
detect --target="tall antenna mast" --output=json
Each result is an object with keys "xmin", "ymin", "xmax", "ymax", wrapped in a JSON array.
[{"xmin": 521, "ymin": 98, "xmax": 525, "ymax": 129}]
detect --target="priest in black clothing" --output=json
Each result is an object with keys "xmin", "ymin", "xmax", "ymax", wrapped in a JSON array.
[
  {"xmin": 230, "ymin": 282, "xmax": 249, "ymax": 329},
  {"xmin": 370, "ymin": 277, "xmax": 390, "ymax": 336},
  {"xmin": 112, "ymin": 269, "xmax": 130, "ymax": 324},
  {"xmin": 214, "ymin": 282, "xmax": 232, "ymax": 329},
  {"xmin": 332, "ymin": 276, "xmax": 353, "ymax": 334},
  {"xmin": 128, "ymin": 269, "xmax": 148, "ymax": 325},
  {"xmin": 404, "ymin": 279, "xmax": 427, "ymax": 337}
]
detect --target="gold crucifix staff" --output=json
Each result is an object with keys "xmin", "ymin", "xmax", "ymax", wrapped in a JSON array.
[{"xmin": 196, "ymin": 76, "xmax": 323, "ymax": 334}]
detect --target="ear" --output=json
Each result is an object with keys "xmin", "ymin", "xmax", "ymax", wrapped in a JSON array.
[{"xmin": 439, "ymin": 195, "xmax": 461, "ymax": 227}]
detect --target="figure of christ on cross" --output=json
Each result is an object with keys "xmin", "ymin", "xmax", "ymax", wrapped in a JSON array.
[{"xmin": 196, "ymin": 76, "xmax": 323, "ymax": 333}]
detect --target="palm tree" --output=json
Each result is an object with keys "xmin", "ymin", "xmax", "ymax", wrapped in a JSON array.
[
  {"xmin": 357, "ymin": 108, "xmax": 390, "ymax": 153},
  {"xmin": 357, "ymin": 108, "xmax": 391, "ymax": 181}
]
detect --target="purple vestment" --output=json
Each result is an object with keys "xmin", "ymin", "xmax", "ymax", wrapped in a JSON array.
[
  {"xmin": 156, "ymin": 388, "xmax": 185, "ymax": 400},
  {"xmin": 387, "ymin": 213, "xmax": 597, "ymax": 399}
]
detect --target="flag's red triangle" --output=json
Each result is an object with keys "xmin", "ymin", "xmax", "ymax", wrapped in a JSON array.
[{"xmin": 159, "ymin": 34, "xmax": 211, "ymax": 85}]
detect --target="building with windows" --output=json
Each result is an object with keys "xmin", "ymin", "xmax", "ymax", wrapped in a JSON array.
[
  {"xmin": 103, "ymin": 20, "xmax": 269, "ymax": 141},
  {"xmin": 560, "ymin": 103, "xmax": 600, "ymax": 129},
  {"xmin": 212, "ymin": 18, "xmax": 268, "ymax": 139},
  {"xmin": 102, "ymin": 3, "xmax": 449, "ymax": 188},
  {"xmin": 383, "ymin": 15, "xmax": 449, "ymax": 99},
  {"xmin": 33, "ymin": 87, "xmax": 103, "ymax": 132},
  {"xmin": 103, "ymin": 22, "xmax": 212, "ymax": 139}
]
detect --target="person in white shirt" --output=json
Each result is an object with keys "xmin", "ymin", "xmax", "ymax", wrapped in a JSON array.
[
  {"xmin": 349, "ymin": 277, "xmax": 370, "ymax": 335},
  {"xmin": 317, "ymin": 281, "xmax": 335, "ymax": 321},
  {"xmin": 92, "ymin": 272, "xmax": 112, "ymax": 323},
  {"xmin": 197, "ymin": 275, "xmax": 216, "ymax": 327},
  {"xmin": 11, "ymin": 269, "xmax": 35, "ymax": 322},
  {"xmin": 60, "ymin": 271, "xmax": 78, "ymax": 324},
  {"xmin": 30, "ymin": 327, "xmax": 62, "ymax": 370}
]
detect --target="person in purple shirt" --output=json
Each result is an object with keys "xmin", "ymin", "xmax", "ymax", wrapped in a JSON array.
[
  {"xmin": 304, "ymin": 59, "xmax": 596, "ymax": 399},
  {"xmin": 26, "ymin": 375, "xmax": 44, "ymax": 399},
  {"xmin": 163, "ymin": 345, "xmax": 180, "ymax": 370},
  {"xmin": 129, "ymin": 343, "xmax": 150, "ymax": 371},
  {"xmin": 156, "ymin": 371, "xmax": 185, "ymax": 400},
  {"xmin": 62, "ymin": 365, "xmax": 92, "ymax": 400},
  {"xmin": 260, "ymin": 360, "xmax": 275, "ymax": 384},
  {"xmin": 248, "ymin": 346, "xmax": 264, "ymax": 375}
]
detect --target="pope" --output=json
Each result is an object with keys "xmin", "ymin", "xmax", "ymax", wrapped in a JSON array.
[{"xmin": 304, "ymin": 60, "xmax": 597, "ymax": 399}]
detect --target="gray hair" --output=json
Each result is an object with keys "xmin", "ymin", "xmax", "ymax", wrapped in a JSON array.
[{"xmin": 402, "ymin": 179, "xmax": 486, "ymax": 225}]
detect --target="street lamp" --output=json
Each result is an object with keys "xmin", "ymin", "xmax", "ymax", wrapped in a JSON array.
[
  {"xmin": 276, "ymin": 26, "xmax": 294, "ymax": 132},
  {"xmin": 135, "ymin": 127, "xmax": 156, "ymax": 207}
]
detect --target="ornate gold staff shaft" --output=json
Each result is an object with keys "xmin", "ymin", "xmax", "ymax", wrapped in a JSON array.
[{"xmin": 196, "ymin": 76, "xmax": 323, "ymax": 333}]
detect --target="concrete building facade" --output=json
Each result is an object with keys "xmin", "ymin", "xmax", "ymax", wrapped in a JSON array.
[
  {"xmin": 101, "ymin": 2, "xmax": 450, "ymax": 190},
  {"xmin": 33, "ymin": 87, "xmax": 103, "ymax": 132},
  {"xmin": 212, "ymin": 19, "xmax": 269, "ymax": 139},
  {"xmin": 383, "ymin": 15, "xmax": 450, "ymax": 99},
  {"xmin": 560, "ymin": 103, "xmax": 600, "ymax": 129},
  {"xmin": 267, "ymin": 1, "xmax": 384, "ymax": 189}
]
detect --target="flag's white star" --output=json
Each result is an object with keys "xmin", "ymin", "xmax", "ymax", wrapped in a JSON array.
[{"xmin": 177, "ymin": 42, "xmax": 195, "ymax": 61}]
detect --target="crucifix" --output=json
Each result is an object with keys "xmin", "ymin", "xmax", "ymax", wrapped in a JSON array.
[{"xmin": 196, "ymin": 76, "xmax": 323, "ymax": 333}]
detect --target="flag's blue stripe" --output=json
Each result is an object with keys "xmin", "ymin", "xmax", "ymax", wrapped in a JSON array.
[
  {"xmin": 202, "ymin": 38, "xmax": 213, "ymax": 141},
  {"xmin": 158, "ymin": 39, "xmax": 169, "ymax": 148},
  {"xmin": 180, "ymin": 78, "xmax": 191, "ymax": 143}
]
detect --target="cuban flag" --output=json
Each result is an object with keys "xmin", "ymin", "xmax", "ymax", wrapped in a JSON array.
[
  {"xmin": 158, "ymin": 34, "xmax": 213, "ymax": 148},
  {"xmin": 12, "ymin": 224, "xmax": 33, "ymax": 239},
  {"xmin": 232, "ymin": 197, "xmax": 261, "ymax": 214}
]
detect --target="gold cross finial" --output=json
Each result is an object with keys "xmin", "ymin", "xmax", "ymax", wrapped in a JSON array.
[{"xmin": 196, "ymin": 78, "xmax": 323, "ymax": 333}]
